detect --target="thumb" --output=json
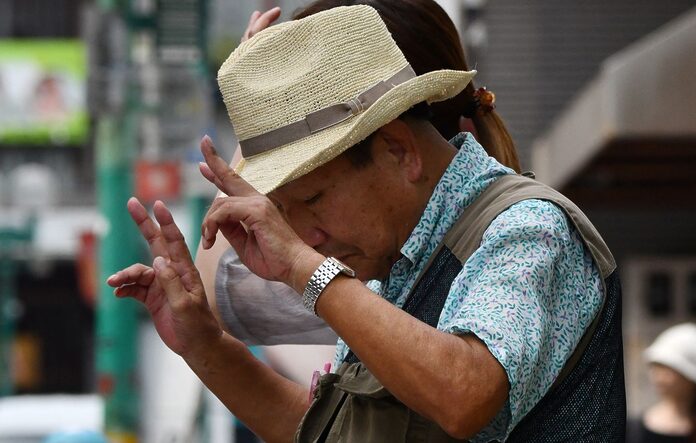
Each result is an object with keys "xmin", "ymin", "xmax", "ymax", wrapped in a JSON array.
[{"xmin": 153, "ymin": 256, "xmax": 187, "ymax": 303}]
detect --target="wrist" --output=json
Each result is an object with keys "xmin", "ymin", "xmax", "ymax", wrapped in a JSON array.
[
  {"xmin": 183, "ymin": 331, "xmax": 241, "ymax": 373},
  {"xmin": 287, "ymin": 247, "xmax": 326, "ymax": 294},
  {"xmin": 302, "ymin": 257, "xmax": 356, "ymax": 315}
]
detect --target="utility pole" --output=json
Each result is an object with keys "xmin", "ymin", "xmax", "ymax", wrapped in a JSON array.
[
  {"xmin": 90, "ymin": 0, "xmax": 212, "ymax": 440},
  {"xmin": 90, "ymin": 0, "xmax": 141, "ymax": 441}
]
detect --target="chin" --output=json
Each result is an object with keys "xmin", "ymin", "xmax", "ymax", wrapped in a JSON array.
[
  {"xmin": 339, "ymin": 255, "xmax": 391, "ymax": 283},
  {"xmin": 356, "ymin": 265, "xmax": 390, "ymax": 283}
]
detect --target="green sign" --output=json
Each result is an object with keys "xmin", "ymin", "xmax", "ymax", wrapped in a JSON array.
[{"xmin": 0, "ymin": 40, "xmax": 88, "ymax": 146}]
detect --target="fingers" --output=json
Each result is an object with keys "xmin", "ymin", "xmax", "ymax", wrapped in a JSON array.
[
  {"xmin": 152, "ymin": 201, "xmax": 194, "ymax": 266},
  {"xmin": 242, "ymin": 7, "xmax": 281, "ymax": 42},
  {"xmin": 253, "ymin": 7, "xmax": 281, "ymax": 35},
  {"xmin": 107, "ymin": 263, "xmax": 155, "ymax": 288},
  {"xmin": 246, "ymin": 10, "xmax": 261, "ymax": 31},
  {"xmin": 152, "ymin": 255, "xmax": 189, "ymax": 302},
  {"xmin": 114, "ymin": 283, "xmax": 149, "ymax": 301},
  {"xmin": 200, "ymin": 196, "xmax": 280, "ymax": 252},
  {"xmin": 200, "ymin": 135, "xmax": 258, "ymax": 198},
  {"xmin": 201, "ymin": 214, "xmax": 247, "ymax": 252},
  {"xmin": 243, "ymin": 10, "xmax": 262, "ymax": 41},
  {"xmin": 198, "ymin": 162, "xmax": 223, "ymax": 190},
  {"xmin": 127, "ymin": 197, "xmax": 169, "ymax": 258},
  {"xmin": 201, "ymin": 196, "xmax": 246, "ymax": 241},
  {"xmin": 152, "ymin": 201, "xmax": 205, "ymax": 296}
]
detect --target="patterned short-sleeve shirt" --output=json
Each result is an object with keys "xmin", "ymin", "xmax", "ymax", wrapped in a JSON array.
[{"xmin": 334, "ymin": 133, "xmax": 603, "ymax": 441}]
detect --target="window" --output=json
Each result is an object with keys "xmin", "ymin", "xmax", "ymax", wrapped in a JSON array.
[
  {"xmin": 645, "ymin": 272, "xmax": 673, "ymax": 317},
  {"xmin": 687, "ymin": 272, "xmax": 696, "ymax": 315}
]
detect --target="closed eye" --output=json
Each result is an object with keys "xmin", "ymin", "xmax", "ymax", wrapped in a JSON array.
[
  {"xmin": 268, "ymin": 197, "xmax": 284, "ymax": 212},
  {"xmin": 304, "ymin": 192, "xmax": 322, "ymax": 205}
]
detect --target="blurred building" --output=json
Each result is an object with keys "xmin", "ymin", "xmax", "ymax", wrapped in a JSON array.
[
  {"xmin": 529, "ymin": 6, "xmax": 696, "ymax": 417},
  {"xmin": 468, "ymin": 0, "xmax": 696, "ymax": 168}
]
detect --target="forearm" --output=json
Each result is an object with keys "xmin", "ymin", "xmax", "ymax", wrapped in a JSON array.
[
  {"xmin": 297, "ymin": 261, "xmax": 507, "ymax": 438},
  {"xmin": 185, "ymin": 332, "xmax": 309, "ymax": 443}
]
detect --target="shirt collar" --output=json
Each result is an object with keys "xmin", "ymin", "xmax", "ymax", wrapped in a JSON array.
[{"xmin": 398, "ymin": 132, "xmax": 513, "ymax": 267}]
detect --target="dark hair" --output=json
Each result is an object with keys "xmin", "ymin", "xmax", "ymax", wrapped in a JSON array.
[
  {"xmin": 343, "ymin": 133, "xmax": 375, "ymax": 168},
  {"xmin": 293, "ymin": 0, "xmax": 521, "ymax": 172},
  {"xmin": 341, "ymin": 102, "xmax": 432, "ymax": 168}
]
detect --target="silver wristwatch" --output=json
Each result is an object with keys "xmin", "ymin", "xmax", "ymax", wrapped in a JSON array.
[{"xmin": 303, "ymin": 257, "xmax": 356, "ymax": 315}]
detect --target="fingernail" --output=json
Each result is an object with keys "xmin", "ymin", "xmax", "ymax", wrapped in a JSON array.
[
  {"xmin": 153, "ymin": 256, "xmax": 166, "ymax": 271},
  {"xmin": 204, "ymin": 136, "xmax": 217, "ymax": 154},
  {"xmin": 107, "ymin": 273, "xmax": 117, "ymax": 282},
  {"xmin": 204, "ymin": 226, "xmax": 210, "ymax": 239}
]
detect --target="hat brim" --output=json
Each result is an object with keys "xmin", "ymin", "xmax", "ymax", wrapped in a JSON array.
[{"xmin": 235, "ymin": 69, "xmax": 475, "ymax": 194}]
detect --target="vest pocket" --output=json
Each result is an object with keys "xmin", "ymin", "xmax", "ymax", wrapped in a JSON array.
[{"xmin": 295, "ymin": 373, "xmax": 347, "ymax": 443}]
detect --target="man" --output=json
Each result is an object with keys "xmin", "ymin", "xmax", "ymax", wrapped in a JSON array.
[{"xmin": 108, "ymin": 6, "xmax": 625, "ymax": 442}]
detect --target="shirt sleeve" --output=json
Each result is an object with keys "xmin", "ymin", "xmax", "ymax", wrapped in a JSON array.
[
  {"xmin": 215, "ymin": 248, "xmax": 338, "ymax": 346},
  {"xmin": 438, "ymin": 199, "xmax": 603, "ymax": 441}
]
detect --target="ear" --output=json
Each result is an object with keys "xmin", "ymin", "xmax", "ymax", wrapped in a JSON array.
[{"xmin": 372, "ymin": 119, "xmax": 423, "ymax": 183}]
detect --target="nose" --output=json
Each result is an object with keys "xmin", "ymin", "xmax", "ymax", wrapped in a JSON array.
[
  {"xmin": 298, "ymin": 225, "xmax": 329, "ymax": 249},
  {"xmin": 286, "ymin": 209, "xmax": 328, "ymax": 249}
]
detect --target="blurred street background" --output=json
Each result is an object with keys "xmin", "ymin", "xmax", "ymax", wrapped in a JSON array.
[{"xmin": 0, "ymin": 0, "xmax": 695, "ymax": 441}]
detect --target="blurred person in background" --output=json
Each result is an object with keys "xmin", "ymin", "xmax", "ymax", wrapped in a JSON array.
[
  {"xmin": 195, "ymin": 0, "xmax": 521, "ymax": 352},
  {"xmin": 628, "ymin": 323, "xmax": 696, "ymax": 443}
]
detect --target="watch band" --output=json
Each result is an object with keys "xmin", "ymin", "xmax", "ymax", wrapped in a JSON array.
[{"xmin": 303, "ymin": 257, "xmax": 355, "ymax": 315}]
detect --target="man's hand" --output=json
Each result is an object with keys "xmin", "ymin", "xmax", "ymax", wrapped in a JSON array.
[
  {"xmin": 108, "ymin": 197, "xmax": 311, "ymax": 442},
  {"xmin": 107, "ymin": 199, "xmax": 222, "ymax": 360},
  {"xmin": 197, "ymin": 136, "xmax": 322, "ymax": 292}
]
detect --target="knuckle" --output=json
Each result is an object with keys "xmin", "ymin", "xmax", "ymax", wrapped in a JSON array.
[
  {"xmin": 222, "ymin": 169, "xmax": 238, "ymax": 181},
  {"xmin": 146, "ymin": 236, "xmax": 158, "ymax": 247},
  {"xmin": 211, "ymin": 196, "xmax": 227, "ymax": 208},
  {"xmin": 255, "ymin": 197, "xmax": 276, "ymax": 216},
  {"xmin": 159, "ymin": 265, "xmax": 176, "ymax": 281}
]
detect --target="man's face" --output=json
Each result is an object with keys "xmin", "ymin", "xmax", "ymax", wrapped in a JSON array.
[{"xmin": 268, "ymin": 141, "xmax": 415, "ymax": 281}]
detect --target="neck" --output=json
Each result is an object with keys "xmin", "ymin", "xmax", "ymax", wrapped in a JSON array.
[
  {"xmin": 397, "ymin": 121, "xmax": 457, "ymax": 245},
  {"xmin": 412, "ymin": 119, "xmax": 457, "ymax": 188},
  {"xmin": 384, "ymin": 119, "xmax": 458, "ymax": 275}
]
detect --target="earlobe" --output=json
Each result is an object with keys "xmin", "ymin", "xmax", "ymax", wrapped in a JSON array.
[{"xmin": 401, "ymin": 144, "xmax": 423, "ymax": 183}]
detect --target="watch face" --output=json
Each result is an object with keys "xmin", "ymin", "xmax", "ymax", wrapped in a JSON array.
[{"xmin": 330, "ymin": 257, "xmax": 356, "ymax": 278}]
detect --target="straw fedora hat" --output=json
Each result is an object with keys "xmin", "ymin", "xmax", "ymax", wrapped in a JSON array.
[{"xmin": 218, "ymin": 5, "xmax": 476, "ymax": 194}]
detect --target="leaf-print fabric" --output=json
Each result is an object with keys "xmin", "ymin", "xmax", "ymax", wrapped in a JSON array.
[{"xmin": 334, "ymin": 133, "xmax": 602, "ymax": 441}]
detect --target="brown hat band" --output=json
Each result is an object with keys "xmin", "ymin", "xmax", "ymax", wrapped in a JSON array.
[{"xmin": 239, "ymin": 64, "xmax": 416, "ymax": 158}]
